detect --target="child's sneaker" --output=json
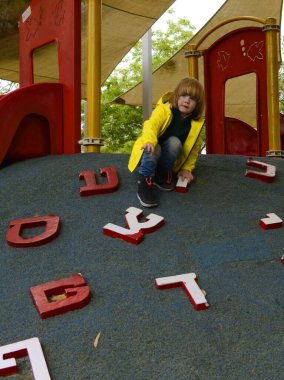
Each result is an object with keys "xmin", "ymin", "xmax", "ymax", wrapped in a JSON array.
[
  {"xmin": 154, "ymin": 169, "xmax": 175, "ymax": 191},
  {"xmin": 137, "ymin": 175, "xmax": 158, "ymax": 207}
]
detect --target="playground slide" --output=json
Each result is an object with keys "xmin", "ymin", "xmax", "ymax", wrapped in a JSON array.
[
  {"xmin": 0, "ymin": 83, "xmax": 64, "ymax": 166},
  {"xmin": 225, "ymin": 116, "xmax": 284, "ymax": 156},
  {"xmin": 225, "ymin": 117, "xmax": 257, "ymax": 156}
]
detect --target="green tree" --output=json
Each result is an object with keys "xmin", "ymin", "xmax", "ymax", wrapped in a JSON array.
[
  {"xmin": 0, "ymin": 81, "xmax": 18, "ymax": 95},
  {"xmin": 101, "ymin": 12, "xmax": 196, "ymax": 152}
]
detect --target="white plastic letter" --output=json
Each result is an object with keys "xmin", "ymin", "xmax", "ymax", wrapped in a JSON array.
[
  {"xmin": 245, "ymin": 159, "xmax": 276, "ymax": 183},
  {"xmin": 103, "ymin": 206, "xmax": 164, "ymax": 244},
  {"xmin": 155, "ymin": 273, "xmax": 209, "ymax": 310},
  {"xmin": 0, "ymin": 337, "xmax": 50, "ymax": 379},
  {"xmin": 259, "ymin": 213, "xmax": 283, "ymax": 230}
]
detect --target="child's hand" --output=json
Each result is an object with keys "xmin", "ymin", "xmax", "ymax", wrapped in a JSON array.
[
  {"xmin": 178, "ymin": 170, "xmax": 194, "ymax": 183},
  {"xmin": 141, "ymin": 142, "xmax": 155, "ymax": 155}
]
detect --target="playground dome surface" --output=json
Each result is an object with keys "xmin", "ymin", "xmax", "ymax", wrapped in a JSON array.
[{"xmin": 0, "ymin": 152, "xmax": 283, "ymax": 380}]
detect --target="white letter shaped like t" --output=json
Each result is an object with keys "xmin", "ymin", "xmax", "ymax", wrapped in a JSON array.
[{"xmin": 156, "ymin": 273, "xmax": 209, "ymax": 311}]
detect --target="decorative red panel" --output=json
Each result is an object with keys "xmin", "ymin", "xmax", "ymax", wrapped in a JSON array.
[
  {"xmin": 204, "ymin": 27, "xmax": 268, "ymax": 156},
  {"xmin": 0, "ymin": 84, "xmax": 63, "ymax": 165},
  {"xmin": 19, "ymin": 0, "xmax": 81, "ymax": 155},
  {"xmin": 0, "ymin": 0, "xmax": 82, "ymax": 167}
]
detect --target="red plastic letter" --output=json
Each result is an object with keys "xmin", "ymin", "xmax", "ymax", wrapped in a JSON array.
[
  {"xmin": 6, "ymin": 215, "xmax": 60, "ymax": 247},
  {"xmin": 155, "ymin": 273, "xmax": 209, "ymax": 311},
  {"xmin": 30, "ymin": 273, "xmax": 91, "ymax": 319},
  {"xmin": 79, "ymin": 167, "xmax": 119, "ymax": 196},
  {"xmin": 0, "ymin": 337, "xmax": 50, "ymax": 379}
]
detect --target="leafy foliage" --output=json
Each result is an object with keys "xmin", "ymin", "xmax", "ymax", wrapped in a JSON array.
[
  {"xmin": 101, "ymin": 13, "xmax": 196, "ymax": 152},
  {"xmin": 0, "ymin": 81, "xmax": 18, "ymax": 95}
]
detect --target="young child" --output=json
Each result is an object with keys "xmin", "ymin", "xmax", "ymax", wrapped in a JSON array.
[{"xmin": 128, "ymin": 77, "xmax": 205, "ymax": 207}]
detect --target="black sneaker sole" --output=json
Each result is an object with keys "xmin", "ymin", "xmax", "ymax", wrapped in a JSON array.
[
  {"xmin": 137, "ymin": 193, "xmax": 158, "ymax": 208},
  {"xmin": 153, "ymin": 182, "xmax": 175, "ymax": 192}
]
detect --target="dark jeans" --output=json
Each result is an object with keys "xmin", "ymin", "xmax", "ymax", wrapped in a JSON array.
[{"xmin": 138, "ymin": 136, "xmax": 182, "ymax": 177}]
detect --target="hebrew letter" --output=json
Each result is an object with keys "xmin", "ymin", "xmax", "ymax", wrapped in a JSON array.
[
  {"xmin": 259, "ymin": 213, "xmax": 283, "ymax": 230},
  {"xmin": 30, "ymin": 273, "xmax": 91, "ymax": 319},
  {"xmin": 79, "ymin": 167, "xmax": 119, "ymax": 196},
  {"xmin": 175, "ymin": 177, "xmax": 189, "ymax": 193},
  {"xmin": 0, "ymin": 337, "xmax": 50, "ymax": 379},
  {"xmin": 245, "ymin": 158, "xmax": 276, "ymax": 183},
  {"xmin": 156, "ymin": 273, "xmax": 209, "ymax": 310},
  {"xmin": 103, "ymin": 206, "xmax": 164, "ymax": 244},
  {"xmin": 6, "ymin": 215, "xmax": 60, "ymax": 248}
]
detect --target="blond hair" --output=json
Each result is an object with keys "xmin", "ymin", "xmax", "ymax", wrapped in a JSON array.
[{"xmin": 170, "ymin": 77, "xmax": 204, "ymax": 120}]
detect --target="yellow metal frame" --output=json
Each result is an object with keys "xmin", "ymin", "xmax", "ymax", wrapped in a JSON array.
[
  {"xmin": 264, "ymin": 18, "xmax": 281, "ymax": 153},
  {"xmin": 186, "ymin": 16, "xmax": 281, "ymax": 154},
  {"xmin": 86, "ymin": 0, "xmax": 102, "ymax": 153}
]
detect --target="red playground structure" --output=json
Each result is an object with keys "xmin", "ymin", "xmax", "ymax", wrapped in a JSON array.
[
  {"xmin": 0, "ymin": 0, "xmax": 81, "ymax": 166},
  {"xmin": 0, "ymin": 2, "xmax": 283, "ymax": 168},
  {"xmin": 203, "ymin": 26, "xmax": 284, "ymax": 156}
]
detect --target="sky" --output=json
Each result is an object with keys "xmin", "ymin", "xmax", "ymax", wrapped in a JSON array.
[
  {"xmin": 153, "ymin": 0, "xmax": 227, "ymax": 32},
  {"xmin": 170, "ymin": 0, "xmax": 226, "ymax": 30},
  {"xmin": 153, "ymin": 0, "xmax": 283, "ymax": 36}
]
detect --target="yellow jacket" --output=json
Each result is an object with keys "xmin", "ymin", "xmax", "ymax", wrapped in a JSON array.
[{"xmin": 128, "ymin": 92, "xmax": 205, "ymax": 173}]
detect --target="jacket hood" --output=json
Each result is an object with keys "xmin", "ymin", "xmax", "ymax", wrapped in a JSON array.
[{"xmin": 158, "ymin": 91, "xmax": 173, "ymax": 105}]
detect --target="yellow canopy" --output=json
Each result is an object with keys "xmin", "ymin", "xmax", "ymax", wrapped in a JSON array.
[
  {"xmin": 0, "ymin": 0, "xmax": 175, "ymax": 97},
  {"xmin": 117, "ymin": 0, "xmax": 283, "ymax": 108}
]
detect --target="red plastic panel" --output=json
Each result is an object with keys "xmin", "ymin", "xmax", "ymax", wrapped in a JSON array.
[
  {"xmin": 6, "ymin": 215, "xmax": 60, "ymax": 248},
  {"xmin": 0, "ymin": 337, "xmax": 50, "ymax": 379},
  {"xmin": 204, "ymin": 27, "xmax": 268, "ymax": 156},
  {"xmin": 79, "ymin": 167, "xmax": 119, "ymax": 196},
  {"xmin": 19, "ymin": 0, "xmax": 81, "ymax": 155},
  {"xmin": 103, "ymin": 206, "xmax": 165, "ymax": 245},
  {"xmin": 155, "ymin": 273, "xmax": 209, "ymax": 311},
  {"xmin": 30, "ymin": 273, "xmax": 91, "ymax": 319},
  {"xmin": 0, "ymin": 84, "xmax": 63, "ymax": 165},
  {"xmin": 259, "ymin": 213, "xmax": 283, "ymax": 230},
  {"xmin": 225, "ymin": 117, "xmax": 257, "ymax": 156},
  {"xmin": 245, "ymin": 158, "xmax": 276, "ymax": 183}
]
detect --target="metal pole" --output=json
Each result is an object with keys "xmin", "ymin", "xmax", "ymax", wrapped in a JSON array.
[
  {"xmin": 142, "ymin": 29, "xmax": 152, "ymax": 120},
  {"xmin": 86, "ymin": 0, "xmax": 102, "ymax": 153},
  {"xmin": 263, "ymin": 18, "xmax": 282, "ymax": 156},
  {"xmin": 185, "ymin": 44, "xmax": 201, "ymax": 79}
]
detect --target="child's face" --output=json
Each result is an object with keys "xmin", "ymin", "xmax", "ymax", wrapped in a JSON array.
[{"xmin": 177, "ymin": 95, "xmax": 197, "ymax": 117}]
